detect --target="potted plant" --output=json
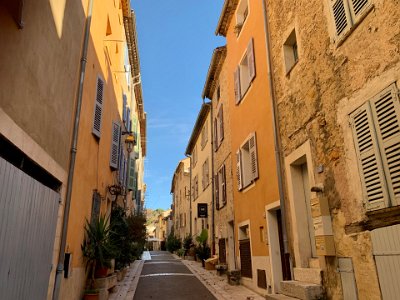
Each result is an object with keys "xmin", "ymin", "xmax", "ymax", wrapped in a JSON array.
[
  {"xmin": 81, "ymin": 214, "xmax": 115, "ymax": 299},
  {"xmin": 195, "ymin": 229, "xmax": 211, "ymax": 267}
]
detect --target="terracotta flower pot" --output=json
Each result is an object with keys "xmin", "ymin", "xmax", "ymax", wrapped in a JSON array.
[
  {"xmin": 83, "ymin": 292, "xmax": 99, "ymax": 300},
  {"xmin": 94, "ymin": 266, "xmax": 108, "ymax": 278}
]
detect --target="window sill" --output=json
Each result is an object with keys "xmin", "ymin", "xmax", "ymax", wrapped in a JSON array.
[
  {"xmin": 285, "ymin": 59, "xmax": 299, "ymax": 78},
  {"xmin": 333, "ymin": 4, "xmax": 374, "ymax": 48}
]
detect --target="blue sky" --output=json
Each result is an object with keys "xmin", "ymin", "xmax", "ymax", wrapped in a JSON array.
[{"xmin": 131, "ymin": 1, "xmax": 225, "ymax": 210}]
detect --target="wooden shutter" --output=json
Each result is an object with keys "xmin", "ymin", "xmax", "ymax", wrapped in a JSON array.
[
  {"xmin": 350, "ymin": 102, "xmax": 389, "ymax": 210},
  {"xmin": 215, "ymin": 173, "xmax": 219, "ymax": 210},
  {"xmin": 331, "ymin": 0, "xmax": 351, "ymax": 37},
  {"xmin": 218, "ymin": 239, "xmax": 227, "ymax": 264},
  {"xmin": 349, "ymin": 0, "xmax": 370, "ymax": 23},
  {"xmin": 239, "ymin": 239, "xmax": 253, "ymax": 278},
  {"xmin": 110, "ymin": 121, "xmax": 121, "ymax": 169},
  {"xmin": 222, "ymin": 165, "xmax": 227, "ymax": 206},
  {"xmin": 370, "ymin": 85, "xmax": 400, "ymax": 206},
  {"xmin": 214, "ymin": 118, "xmax": 218, "ymax": 151},
  {"xmin": 127, "ymin": 158, "xmax": 136, "ymax": 191},
  {"xmin": 92, "ymin": 77, "xmax": 104, "ymax": 138},
  {"xmin": 234, "ymin": 67, "xmax": 241, "ymax": 104},
  {"xmin": 219, "ymin": 106, "xmax": 224, "ymax": 142},
  {"xmin": 237, "ymin": 150, "xmax": 243, "ymax": 190},
  {"xmin": 202, "ymin": 163, "xmax": 205, "ymax": 190},
  {"xmin": 249, "ymin": 133, "xmax": 259, "ymax": 180},
  {"xmin": 127, "ymin": 107, "xmax": 131, "ymax": 132},
  {"xmin": 247, "ymin": 38, "xmax": 256, "ymax": 82}
]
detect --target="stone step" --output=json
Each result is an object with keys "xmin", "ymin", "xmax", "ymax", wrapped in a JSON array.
[
  {"xmin": 309, "ymin": 258, "xmax": 321, "ymax": 269},
  {"xmin": 280, "ymin": 281, "xmax": 323, "ymax": 300},
  {"xmin": 266, "ymin": 294, "xmax": 299, "ymax": 300},
  {"xmin": 293, "ymin": 268, "xmax": 322, "ymax": 285}
]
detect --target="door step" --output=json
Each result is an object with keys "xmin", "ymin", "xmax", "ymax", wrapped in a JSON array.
[
  {"xmin": 266, "ymin": 294, "xmax": 299, "ymax": 300},
  {"xmin": 280, "ymin": 280, "xmax": 323, "ymax": 300},
  {"xmin": 293, "ymin": 268, "xmax": 322, "ymax": 285}
]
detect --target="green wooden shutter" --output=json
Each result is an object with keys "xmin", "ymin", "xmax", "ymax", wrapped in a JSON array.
[
  {"xmin": 247, "ymin": 38, "xmax": 256, "ymax": 82},
  {"xmin": 110, "ymin": 121, "xmax": 121, "ymax": 169},
  {"xmin": 237, "ymin": 150, "xmax": 243, "ymax": 190},
  {"xmin": 92, "ymin": 77, "xmax": 104, "ymax": 138},
  {"xmin": 370, "ymin": 84, "xmax": 400, "ymax": 206},
  {"xmin": 249, "ymin": 133, "xmax": 259, "ymax": 181},
  {"xmin": 331, "ymin": 0, "xmax": 351, "ymax": 37},
  {"xmin": 127, "ymin": 158, "xmax": 136, "ymax": 191},
  {"xmin": 350, "ymin": 102, "xmax": 389, "ymax": 210},
  {"xmin": 234, "ymin": 67, "xmax": 241, "ymax": 104}
]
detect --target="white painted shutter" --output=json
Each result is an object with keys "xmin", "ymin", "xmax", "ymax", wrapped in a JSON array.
[
  {"xmin": 237, "ymin": 150, "xmax": 243, "ymax": 190},
  {"xmin": 219, "ymin": 106, "xmax": 224, "ymax": 142},
  {"xmin": 92, "ymin": 77, "xmax": 104, "ymax": 138},
  {"xmin": 349, "ymin": 0, "xmax": 370, "ymax": 23},
  {"xmin": 331, "ymin": 0, "xmax": 351, "ymax": 37},
  {"xmin": 234, "ymin": 67, "xmax": 241, "ymax": 104},
  {"xmin": 247, "ymin": 38, "xmax": 256, "ymax": 82},
  {"xmin": 110, "ymin": 121, "xmax": 121, "ymax": 169},
  {"xmin": 249, "ymin": 133, "xmax": 259, "ymax": 180},
  {"xmin": 350, "ymin": 102, "xmax": 389, "ymax": 210},
  {"xmin": 215, "ymin": 173, "xmax": 219, "ymax": 210},
  {"xmin": 370, "ymin": 84, "xmax": 400, "ymax": 206}
]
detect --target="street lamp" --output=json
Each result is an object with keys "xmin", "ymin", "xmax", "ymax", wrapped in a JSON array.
[{"xmin": 123, "ymin": 132, "xmax": 135, "ymax": 212}]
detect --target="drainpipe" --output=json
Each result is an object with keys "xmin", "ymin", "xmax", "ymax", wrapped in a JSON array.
[
  {"xmin": 261, "ymin": 0, "xmax": 290, "ymax": 261},
  {"xmin": 185, "ymin": 153, "xmax": 192, "ymax": 237},
  {"xmin": 52, "ymin": 0, "xmax": 94, "ymax": 298},
  {"xmin": 207, "ymin": 101, "xmax": 216, "ymax": 255}
]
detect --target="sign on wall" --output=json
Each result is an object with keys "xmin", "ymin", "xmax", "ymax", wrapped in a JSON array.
[{"xmin": 198, "ymin": 203, "xmax": 208, "ymax": 218}]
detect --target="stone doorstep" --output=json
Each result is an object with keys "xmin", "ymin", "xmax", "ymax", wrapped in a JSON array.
[
  {"xmin": 293, "ymin": 268, "xmax": 322, "ymax": 285},
  {"xmin": 308, "ymin": 258, "xmax": 321, "ymax": 269},
  {"xmin": 265, "ymin": 294, "xmax": 299, "ymax": 300},
  {"xmin": 280, "ymin": 281, "xmax": 323, "ymax": 300}
]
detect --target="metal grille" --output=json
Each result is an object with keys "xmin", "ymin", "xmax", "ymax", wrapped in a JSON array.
[
  {"xmin": 239, "ymin": 239, "xmax": 252, "ymax": 278},
  {"xmin": 257, "ymin": 269, "xmax": 267, "ymax": 289},
  {"xmin": 218, "ymin": 239, "xmax": 227, "ymax": 264}
]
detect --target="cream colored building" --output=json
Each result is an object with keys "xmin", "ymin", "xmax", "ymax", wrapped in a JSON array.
[
  {"xmin": 202, "ymin": 46, "xmax": 236, "ymax": 270},
  {"xmin": 186, "ymin": 104, "xmax": 214, "ymax": 247},
  {"xmin": 266, "ymin": 0, "xmax": 400, "ymax": 298},
  {"xmin": 171, "ymin": 158, "xmax": 191, "ymax": 241}
]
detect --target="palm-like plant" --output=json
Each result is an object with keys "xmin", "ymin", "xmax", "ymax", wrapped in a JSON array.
[{"xmin": 81, "ymin": 214, "xmax": 115, "ymax": 287}]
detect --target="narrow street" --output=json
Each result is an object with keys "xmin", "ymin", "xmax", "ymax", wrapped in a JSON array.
[{"xmin": 133, "ymin": 251, "xmax": 216, "ymax": 300}]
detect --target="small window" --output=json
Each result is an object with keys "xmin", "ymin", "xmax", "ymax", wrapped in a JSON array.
[
  {"xmin": 237, "ymin": 132, "xmax": 259, "ymax": 190},
  {"xmin": 192, "ymin": 146, "xmax": 198, "ymax": 167},
  {"xmin": 283, "ymin": 29, "xmax": 299, "ymax": 74},
  {"xmin": 201, "ymin": 122, "xmax": 208, "ymax": 149},
  {"xmin": 202, "ymin": 159, "xmax": 209, "ymax": 190},
  {"xmin": 235, "ymin": 0, "xmax": 249, "ymax": 36},
  {"xmin": 217, "ymin": 85, "xmax": 221, "ymax": 100},
  {"xmin": 215, "ymin": 164, "xmax": 227, "ymax": 210}
]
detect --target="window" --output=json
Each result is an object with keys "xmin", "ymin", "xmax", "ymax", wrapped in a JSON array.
[
  {"xmin": 202, "ymin": 159, "xmax": 210, "ymax": 190},
  {"xmin": 217, "ymin": 85, "xmax": 221, "ymax": 100},
  {"xmin": 283, "ymin": 29, "xmax": 299, "ymax": 74},
  {"xmin": 201, "ymin": 122, "xmax": 208, "ymax": 149},
  {"xmin": 92, "ymin": 76, "xmax": 105, "ymax": 138},
  {"xmin": 214, "ymin": 106, "xmax": 225, "ymax": 151},
  {"xmin": 330, "ymin": 0, "xmax": 372, "ymax": 41},
  {"xmin": 237, "ymin": 132, "xmax": 259, "ymax": 190},
  {"xmin": 193, "ymin": 146, "xmax": 198, "ymax": 167},
  {"xmin": 235, "ymin": 0, "xmax": 249, "ymax": 36},
  {"xmin": 350, "ymin": 83, "xmax": 400, "ymax": 211},
  {"xmin": 215, "ymin": 164, "xmax": 227, "ymax": 210},
  {"xmin": 234, "ymin": 38, "xmax": 256, "ymax": 104}
]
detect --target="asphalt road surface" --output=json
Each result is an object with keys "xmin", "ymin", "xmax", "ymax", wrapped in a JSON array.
[{"xmin": 133, "ymin": 251, "xmax": 216, "ymax": 300}]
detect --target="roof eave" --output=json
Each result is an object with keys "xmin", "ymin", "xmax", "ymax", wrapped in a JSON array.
[
  {"xmin": 185, "ymin": 103, "xmax": 211, "ymax": 155},
  {"xmin": 202, "ymin": 46, "xmax": 227, "ymax": 100}
]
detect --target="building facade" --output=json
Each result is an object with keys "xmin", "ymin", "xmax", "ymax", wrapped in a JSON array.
[
  {"xmin": 171, "ymin": 158, "xmax": 191, "ymax": 241},
  {"xmin": 202, "ymin": 46, "xmax": 237, "ymax": 270},
  {"xmin": 267, "ymin": 0, "xmax": 400, "ymax": 298},
  {"xmin": 215, "ymin": 0, "xmax": 282, "ymax": 294},
  {"xmin": 186, "ymin": 104, "xmax": 214, "ymax": 246}
]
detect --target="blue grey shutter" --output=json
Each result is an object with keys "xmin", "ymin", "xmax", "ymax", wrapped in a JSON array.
[
  {"xmin": 127, "ymin": 158, "xmax": 136, "ymax": 191},
  {"xmin": 110, "ymin": 121, "xmax": 121, "ymax": 169},
  {"xmin": 350, "ymin": 102, "xmax": 389, "ymax": 210},
  {"xmin": 370, "ymin": 84, "xmax": 400, "ymax": 206},
  {"xmin": 127, "ymin": 107, "xmax": 131, "ymax": 132},
  {"xmin": 92, "ymin": 77, "xmax": 104, "ymax": 138},
  {"xmin": 247, "ymin": 38, "xmax": 255, "ymax": 82},
  {"xmin": 122, "ymin": 94, "xmax": 127, "ymax": 125}
]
